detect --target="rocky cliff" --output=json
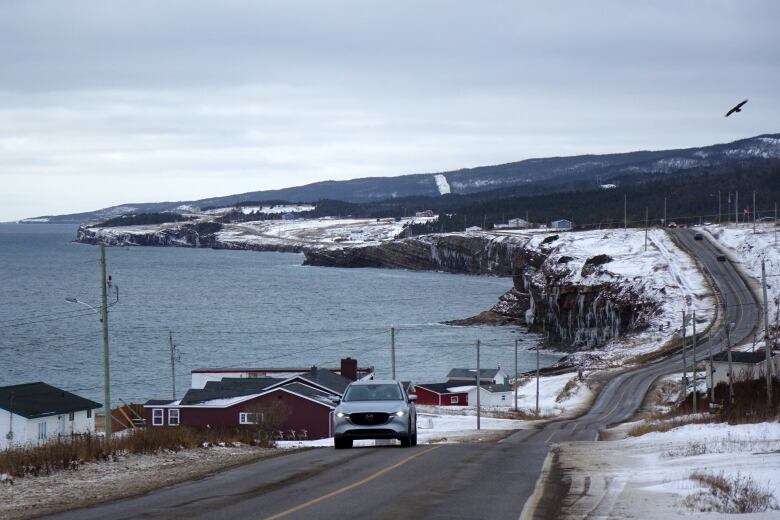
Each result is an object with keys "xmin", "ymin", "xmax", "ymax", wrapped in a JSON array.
[{"xmin": 307, "ymin": 232, "xmax": 660, "ymax": 352}]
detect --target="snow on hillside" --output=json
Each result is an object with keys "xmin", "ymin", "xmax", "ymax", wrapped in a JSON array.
[
  {"xmin": 523, "ymin": 228, "xmax": 715, "ymax": 364},
  {"xmin": 217, "ymin": 216, "xmax": 437, "ymax": 248},
  {"xmin": 434, "ymin": 174, "xmax": 451, "ymax": 195},
  {"xmin": 203, "ymin": 204, "xmax": 316, "ymax": 215},
  {"xmin": 704, "ymin": 224, "xmax": 780, "ymax": 330}
]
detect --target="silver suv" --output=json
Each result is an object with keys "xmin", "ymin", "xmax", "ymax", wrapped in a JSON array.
[{"xmin": 333, "ymin": 380, "xmax": 417, "ymax": 449}]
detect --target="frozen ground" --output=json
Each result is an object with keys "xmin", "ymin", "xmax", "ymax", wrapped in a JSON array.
[
  {"xmin": 514, "ymin": 372, "xmax": 595, "ymax": 418},
  {"xmin": 546, "ymin": 422, "xmax": 780, "ymax": 518}
]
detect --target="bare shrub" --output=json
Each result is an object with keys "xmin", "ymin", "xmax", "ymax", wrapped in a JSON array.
[
  {"xmin": 0, "ymin": 426, "xmax": 265, "ymax": 479},
  {"xmin": 685, "ymin": 471, "xmax": 778, "ymax": 513},
  {"xmin": 555, "ymin": 378, "xmax": 579, "ymax": 403}
]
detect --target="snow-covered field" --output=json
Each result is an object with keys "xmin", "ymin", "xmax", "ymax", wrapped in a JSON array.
[
  {"xmin": 705, "ymin": 223, "xmax": 780, "ymax": 348},
  {"xmin": 514, "ymin": 372, "xmax": 594, "ymax": 417},
  {"xmin": 217, "ymin": 216, "xmax": 437, "ymax": 248},
  {"xmin": 548, "ymin": 422, "xmax": 780, "ymax": 518}
]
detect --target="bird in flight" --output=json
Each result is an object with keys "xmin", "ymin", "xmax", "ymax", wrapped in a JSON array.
[{"xmin": 725, "ymin": 99, "xmax": 748, "ymax": 117}]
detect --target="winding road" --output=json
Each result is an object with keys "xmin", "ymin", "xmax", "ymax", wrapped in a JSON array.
[{"xmin": 46, "ymin": 229, "xmax": 761, "ymax": 520}]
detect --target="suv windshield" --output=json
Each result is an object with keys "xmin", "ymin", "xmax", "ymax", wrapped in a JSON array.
[{"xmin": 343, "ymin": 384, "xmax": 403, "ymax": 402}]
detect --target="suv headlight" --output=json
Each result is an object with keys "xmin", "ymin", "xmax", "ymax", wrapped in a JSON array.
[
  {"xmin": 336, "ymin": 412, "xmax": 348, "ymax": 418},
  {"xmin": 395, "ymin": 410, "xmax": 406, "ymax": 417}
]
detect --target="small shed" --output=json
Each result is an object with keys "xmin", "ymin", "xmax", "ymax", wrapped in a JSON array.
[
  {"xmin": 707, "ymin": 350, "xmax": 780, "ymax": 389},
  {"xmin": 551, "ymin": 219, "xmax": 572, "ymax": 229},
  {"xmin": 411, "ymin": 383, "xmax": 469, "ymax": 406}
]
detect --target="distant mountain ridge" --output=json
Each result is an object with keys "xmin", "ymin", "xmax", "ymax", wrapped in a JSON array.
[{"xmin": 23, "ymin": 133, "xmax": 780, "ymax": 223}]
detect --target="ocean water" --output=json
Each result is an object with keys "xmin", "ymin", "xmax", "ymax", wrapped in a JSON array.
[{"xmin": 0, "ymin": 224, "xmax": 557, "ymax": 405}]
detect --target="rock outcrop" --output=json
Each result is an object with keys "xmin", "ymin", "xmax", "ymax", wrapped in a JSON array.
[{"xmin": 306, "ymin": 233, "xmax": 659, "ymax": 352}]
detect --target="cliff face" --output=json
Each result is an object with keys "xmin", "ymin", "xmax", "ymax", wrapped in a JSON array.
[
  {"xmin": 307, "ymin": 233, "xmax": 659, "ymax": 352},
  {"xmin": 76, "ymin": 224, "xmax": 304, "ymax": 253},
  {"xmin": 303, "ymin": 233, "xmax": 538, "ymax": 275}
]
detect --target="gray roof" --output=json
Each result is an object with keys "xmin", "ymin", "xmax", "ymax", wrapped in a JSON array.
[
  {"xmin": 0, "ymin": 382, "xmax": 102, "ymax": 419},
  {"xmin": 447, "ymin": 368, "xmax": 501, "ymax": 380},
  {"xmin": 179, "ymin": 379, "xmax": 277, "ymax": 405},
  {"xmin": 413, "ymin": 382, "xmax": 468, "ymax": 394},
  {"xmin": 713, "ymin": 351, "xmax": 774, "ymax": 364},
  {"xmin": 480, "ymin": 384, "xmax": 514, "ymax": 393},
  {"xmin": 145, "ymin": 399, "xmax": 176, "ymax": 406},
  {"xmin": 281, "ymin": 382, "xmax": 339, "ymax": 407},
  {"xmin": 297, "ymin": 368, "xmax": 352, "ymax": 395}
]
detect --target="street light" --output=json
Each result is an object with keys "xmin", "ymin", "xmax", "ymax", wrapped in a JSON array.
[{"xmin": 64, "ymin": 245, "xmax": 119, "ymax": 439}]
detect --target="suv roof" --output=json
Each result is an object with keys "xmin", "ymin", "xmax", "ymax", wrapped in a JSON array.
[{"xmin": 348, "ymin": 379, "xmax": 398, "ymax": 386}]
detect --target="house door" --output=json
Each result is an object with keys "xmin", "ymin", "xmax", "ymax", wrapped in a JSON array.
[{"xmin": 58, "ymin": 415, "xmax": 67, "ymax": 436}]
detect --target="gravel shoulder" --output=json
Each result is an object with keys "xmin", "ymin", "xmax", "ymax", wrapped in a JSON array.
[{"xmin": 0, "ymin": 446, "xmax": 284, "ymax": 520}]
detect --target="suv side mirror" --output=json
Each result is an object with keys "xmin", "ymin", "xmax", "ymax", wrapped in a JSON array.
[{"xmin": 408, "ymin": 394, "xmax": 417, "ymax": 402}]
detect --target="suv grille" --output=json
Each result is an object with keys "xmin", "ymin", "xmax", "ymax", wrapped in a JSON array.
[{"xmin": 349, "ymin": 412, "xmax": 390, "ymax": 426}]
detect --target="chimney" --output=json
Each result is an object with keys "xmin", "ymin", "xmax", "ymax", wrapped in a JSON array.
[
  {"xmin": 341, "ymin": 357, "xmax": 358, "ymax": 381},
  {"xmin": 311, "ymin": 365, "xmax": 318, "ymax": 377}
]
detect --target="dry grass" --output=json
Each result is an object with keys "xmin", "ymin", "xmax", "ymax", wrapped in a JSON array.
[
  {"xmin": 0, "ymin": 426, "xmax": 267, "ymax": 479},
  {"xmin": 555, "ymin": 378, "xmax": 579, "ymax": 403},
  {"xmin": 685, "ymin": 471, "xmax": 778, "ymax": 513},
  {"xmin": 628, "ymin": 378, "xmax": 780, "ymax": 437}
]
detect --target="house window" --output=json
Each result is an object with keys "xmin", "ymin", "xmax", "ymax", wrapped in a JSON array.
[
  {"xmin": 450, "ymin": 396, "xmax": 458, "ymax": 404},
  {"xmin": 501, "ymin": 395, "xmax": 506, "ymax": 401},
  {"xmin": 168, "ymin": 409, "xmax": 180, "ymax": 426},
  {"xmin": 239, "ymin": 412, "xmax": 262, "ymax": 424},
  {"xmin": 38, "ymin": 421, "xmax": 47, "ymax": 440},
  {"xmin": 69, "ymin": 412, "xmax": 75, "ymax": 421},
  {"xmin": 87, "ymin": 409, "xmax": 92, "ymax": 419},
  {"xmin": 152, "ymin": 408, "xmax": 164, "ymax": 426}
]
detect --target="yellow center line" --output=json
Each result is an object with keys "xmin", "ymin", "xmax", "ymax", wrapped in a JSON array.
[
  {"xmin": 545, "ymin": 430, "xmax": 557, "ymax": 443},
  {"xmin": 263, "ymin": 446, "xmax": 442, "ymax": 520},
  {"xmin": 571, "ymin": 423, "xmax": 579, "ymax": 432}
]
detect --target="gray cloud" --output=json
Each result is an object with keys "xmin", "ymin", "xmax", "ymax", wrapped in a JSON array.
[{"xmin": 1, "ymin": 1, "xmax": 778, "ymax": 220}]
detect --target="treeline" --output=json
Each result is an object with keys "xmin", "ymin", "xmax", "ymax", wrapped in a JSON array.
[{"xmin": 93, "ymin": 213, "xmax": 194, "ymax": 228}]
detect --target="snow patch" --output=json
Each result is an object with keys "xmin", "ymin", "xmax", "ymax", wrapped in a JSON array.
[{"xmin": 434, "ymin": 174, "xmax": 451, "ymax": 195}]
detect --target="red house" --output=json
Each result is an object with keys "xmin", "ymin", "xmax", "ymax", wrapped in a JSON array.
[
  {"xmin": 411, "ymin": 383, "xmax": 469, "ymax": 406},
  {"xmin": 144, "ymin": 363, "xmax": 359, "ymax": 439}
]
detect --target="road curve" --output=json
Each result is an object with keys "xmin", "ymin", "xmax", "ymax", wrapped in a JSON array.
[{"xmin": 44, "ymin": 229, "xmax": 760, "ymax": 520}]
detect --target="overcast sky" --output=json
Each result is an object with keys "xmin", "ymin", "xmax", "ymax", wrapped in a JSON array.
[{"xmin": 1, "ymin": 1, "xmax": 778, "ymax": 220}]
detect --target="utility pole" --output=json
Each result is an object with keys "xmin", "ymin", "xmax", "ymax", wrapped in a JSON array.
[
  {"xmin": 736, "ymin": 191, "xmax": 739, "ymax": 225},
  {"xmin": 476, "ymin": 339, "xmax": 481, "ymax": 430},
  {"xmin": 718, "ymin": 190, "xmax": 721, "ymax": 224},
  {"xmin": 775, "ymin": 203, "xmax": 778, "ymax": 245},
  {"xmin": 709, "ymin": 325, "xmax": 715, "ymax": 404},
  {"xmin": 763, "ymin": 260, "xmax": 773, "ymax": 405},
  {"xmin": 536, "ymin": 331, "xmax": 543, "ymax": 416},
  {"xmin": 99, "ymin": 244, "xmax": 112, "ymax": 440},
  {"xmin": 681, "ymin": 311, "xmax": 687, "ymax": 391},
  {"xmin": 390, "ymin": 327, "xmax": 396, "ymax": 380},
  {"xmin": 624, "ymin": 194, "xmax": 627, "ymax": 231},
  {"xmin": 514, "ymin": 338, "xmax": 518, "ymax": 413},
  {"xmin": 727, "ymin": 323, "xmax": 734, "ymax": 404},
  {"xmin": 753, "ymin": 191, "xmax": 757, "ymax": 234},
  {"xmin": 663, "ymin": 197, "xmax": 667, "ymax": 227},
  {"xmin": 644, "ymin": 207, "xmax": 648, "ymax": 252},
  {"xmin": 169, "ymin": 331, "xmax": 177, "ymax": 401},
  {"xmin": 692, "ymin": 311, "xmax": 697, "ymax": 413}
]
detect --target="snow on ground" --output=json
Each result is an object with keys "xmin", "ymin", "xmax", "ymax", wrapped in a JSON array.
[
  {"xmin": 217, "ymin": 216, "xmax": 437, "ymax": 248},
  {"xmin": 704, "ymin": 223, "xmax": 780, "ymax": 347},
  {"xmin": 524, "ymin": 228, "xmax": 716, "ymax": 366},
  {"xmin": 434, "ymin": 174, "xmax": 451, "ymax": 195},
  {"xmin": 276, "ymin": 410, "xmax": 531, "ymax": 449},
  {"xmin": 549, "ymin": 422, "xmax": 780, "ymax": 518},
  {"xmin": 203, "ymin": 204, "xmax": 316, "ymax": 215},
  {"xmin": 514, "ymin": 372, "xmax": 594, "ymax": 417}
]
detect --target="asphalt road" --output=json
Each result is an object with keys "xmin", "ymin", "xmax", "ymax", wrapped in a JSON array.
[{"xmin": 46, "ymin": 229, "xmax": 760, "ymax": 520}]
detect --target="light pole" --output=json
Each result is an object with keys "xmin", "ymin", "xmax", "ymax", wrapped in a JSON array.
[{"xmin": 65, "ymin": 245, "xmax": 119, "ymax": 440}]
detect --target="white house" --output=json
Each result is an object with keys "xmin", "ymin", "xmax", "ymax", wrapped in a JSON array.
[
  {"xmin": 706, "ymin": 350, "xmax": 780, "ymax": 389},
  {"xmin": 447, "ymin": 367, "xmax": 508, "ymax": 386},
  {"xmin": 0, "ymin": 382, "xmax": 102, "ymax": 450},
  {"xmin": 446, "ymin": 384, "xmax": 515, "ymax": 408}
]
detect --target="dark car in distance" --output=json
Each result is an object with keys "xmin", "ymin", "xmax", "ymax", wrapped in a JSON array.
[{"xmin": 694, "ymin": 232, "xmax": 704, "ymax": 240}]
